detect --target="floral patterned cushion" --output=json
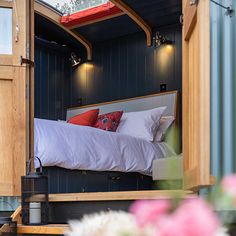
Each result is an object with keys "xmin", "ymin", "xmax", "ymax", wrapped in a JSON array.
[{"xmin": 94, "ymin": 111, "xmax": 123, "ymax": 132}]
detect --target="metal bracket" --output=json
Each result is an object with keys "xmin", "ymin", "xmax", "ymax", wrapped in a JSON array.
[
  {"xmin": 189, "ymin": 0, "xmax": 198, "ymax": 6},
  {"xmin": 210, "ymin": 0, "xmax": 234, "ymax": 17},
  {"xmin": 180, "ymin": 14, "xmax": 184, "ymax": 25},
  {"xmin": 225, "ymin": 5, "xmax": 234, "ymax": 17},
  {"xmin": 20, "ymin": 56, "xmax": 34, "ymax": 67}
]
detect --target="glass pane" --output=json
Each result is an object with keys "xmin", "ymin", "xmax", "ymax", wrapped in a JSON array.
[
  {"xmin": 0, "ymin": 7, "xmax": 12, "ymax": 55},
  {"xmin": 40, "ymin": 0, "xmax": 109, "ymax": 14}
]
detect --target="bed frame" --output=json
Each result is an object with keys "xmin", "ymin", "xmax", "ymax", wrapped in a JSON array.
[
  {"xmin": 67, "ymin": 91, "xmax": 179, "ymax": 120},
  {"xmin": 44, "ymin": 91, "xmax": 179, "ymax": 194}
]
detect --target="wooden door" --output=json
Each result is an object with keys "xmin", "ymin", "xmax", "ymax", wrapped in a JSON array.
[
  {"xmin": 0, "ymin": 0, "xmax": 34, "ymax": 196},
  {"xmin": 182, "ymin": 0, "xmax": 211, "ymax": 190}
]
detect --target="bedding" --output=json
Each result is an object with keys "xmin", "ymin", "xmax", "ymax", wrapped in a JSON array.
[
  {"xmin": 34, "ymin": 118, "xmax": 175, "ymax": 176},
  {"xmin": 67, "ymin": 109, "xmax": 99, "ymax": 126},
  {"xmin": 116, "ymin": 107, "xmax": 166, "ymax": 141},
  {"xmin": 154, "ymin": 116, "xmax": 175, "ymax": 142}
]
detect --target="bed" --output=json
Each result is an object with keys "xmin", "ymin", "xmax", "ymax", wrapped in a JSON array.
[{"xmin": 34, "ymin": 91, "xmax": 179, "ymax": 193}]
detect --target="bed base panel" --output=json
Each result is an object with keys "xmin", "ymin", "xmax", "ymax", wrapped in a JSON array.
[{"xmin": 43, "ymin": 167, "xmax": 153, "ymax": 193}]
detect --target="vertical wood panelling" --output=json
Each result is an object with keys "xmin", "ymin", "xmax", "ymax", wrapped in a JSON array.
[
  {"xmin": 34, "ymin": 38, "xmax": 71, "ymax": 120},
  {"xmin": 68, "ymin": 26, "xmax": 182, "ymax": 108},
  {"xmin": 35, "ymin": 26, "xmax": 182, "ymax": 119}
]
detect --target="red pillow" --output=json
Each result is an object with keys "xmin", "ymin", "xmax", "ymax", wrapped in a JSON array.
[
  {"xmin": 68, "ymin": 109, "xmax": 99, "ymax": 127},
  {"xmin": 94, "ymin": 111, "xmax": 123, "ymax": 132}
]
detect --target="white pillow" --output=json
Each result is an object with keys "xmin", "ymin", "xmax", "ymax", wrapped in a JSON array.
[
  {"xmin": 154, "ymin": 116, "xmax": 175, "ymax": 142},
  {"xmin": 117, "ymin": 107, "xmax": 166, "ymax": 141}
]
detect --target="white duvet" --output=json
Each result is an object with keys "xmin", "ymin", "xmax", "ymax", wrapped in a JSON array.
[{"xmin": 34, "ymin": 119, "xmax": 175, "ymax": 175}]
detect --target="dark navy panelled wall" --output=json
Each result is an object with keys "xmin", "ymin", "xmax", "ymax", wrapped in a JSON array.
[
  {"xmin": 35, "ymin": 25, "xmax": 182, "ymax": 119},
  {"xmin": 68, "ymin": 26, "xmax": 182, "ymax": 108},
  {"xmin": 35, "ymin": 38, "xmax": 71, "ymax": 120}
]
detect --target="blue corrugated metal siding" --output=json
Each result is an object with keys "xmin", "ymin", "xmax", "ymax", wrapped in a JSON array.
[
  {"xmin": 0, "ymin": 197, "xmax": 19, "ymax": 212},
  {"xmin": 211, "ymin": 0, "xmax": 236, "ymax": 180}
]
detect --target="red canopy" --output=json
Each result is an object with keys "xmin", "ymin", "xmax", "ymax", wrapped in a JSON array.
[{"xmin": 61, "ymin": 2, "xmax": 122, "ymax": 28}]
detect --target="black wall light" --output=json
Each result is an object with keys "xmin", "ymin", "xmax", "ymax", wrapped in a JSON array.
[
  {"xmin": 70, "ymin": 52, "xmax": 81, "ymax": 67},
  {"xmin": 154, "ymin": 32, "xmax": 173, "ymax": 47}
]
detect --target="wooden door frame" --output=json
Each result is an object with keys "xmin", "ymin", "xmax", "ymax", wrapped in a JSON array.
[
  {"xmin": 182, "ymin": 0, "xmax": 211, "ymax": 190},
  {"xmin": 27, "ymin": 0, "xmax": 211, "ymax": 194}
]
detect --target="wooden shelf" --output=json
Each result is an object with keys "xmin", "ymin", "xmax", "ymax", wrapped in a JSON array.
[
  {"xmin": 49, "ymin": 190, "xmax": 193, "ymax": 202},
  {"xmin": 17, "ymin": 224, "xmax": 69, "ymax": 235}
]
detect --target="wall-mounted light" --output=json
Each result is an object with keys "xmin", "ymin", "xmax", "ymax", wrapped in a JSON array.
[
  {"xmin": 70, "ymin": 52, "xmax": 81, "ymax": 67},
  {"xmin": 153, "ymin": 32, "xmax": 173, "ymax": 47}
]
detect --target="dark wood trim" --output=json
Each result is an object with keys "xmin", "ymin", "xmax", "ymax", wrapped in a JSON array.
[{"xmin": 28, "ymin": 0, "xmax": 35, "ymax": 171}]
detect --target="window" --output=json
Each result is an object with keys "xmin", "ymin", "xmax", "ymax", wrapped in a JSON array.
[
  {"xmin": 0, "ymin": 8, "xmax": 12, "ymax": 55},
  {"xmin": 41, "ymin": 0, "xmax": 109, "ymax": 14}
]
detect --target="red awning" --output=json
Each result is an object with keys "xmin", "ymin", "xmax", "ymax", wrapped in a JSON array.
[{"xmin": 61, "ymin": 2, "xmax": 122, "ymax": 28}]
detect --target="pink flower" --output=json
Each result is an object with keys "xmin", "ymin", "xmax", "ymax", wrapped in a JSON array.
[
  {"xmin": 153, "ymin": 215, "xmax": 185, "ymax": 236},
  {"xmin": 129, "ymin": 200, "xmax": 170, "ymax": 228},
  {"xmin": 156, "ymin": 198, "xmax": 219, "ymax": 236},
  {"xmin": 222, "ymin": 174, "xmax": 236, "ymax": 197}
]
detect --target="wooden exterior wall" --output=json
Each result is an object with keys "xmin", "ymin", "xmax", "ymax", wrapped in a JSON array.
[{"xmin": 0, "ymin": 0, "xmax": 34, "ymax": 196}]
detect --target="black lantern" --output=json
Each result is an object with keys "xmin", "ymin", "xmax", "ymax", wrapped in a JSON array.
[
  {"xmin": 0, "ymin": 217, "xmax": 17, "ymax": 235},
  {"xmin": 21, "ymin": 157, "xmax": 48, "ymax": 225}
]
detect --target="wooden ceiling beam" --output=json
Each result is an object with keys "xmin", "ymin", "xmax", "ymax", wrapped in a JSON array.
[
  {"xmin": 34, "ymin": 1, "xmax": 92, "ymax": 60},
  {"xmin": 109, "ymin": 0, "xmax": 152, "ymax": 46}
]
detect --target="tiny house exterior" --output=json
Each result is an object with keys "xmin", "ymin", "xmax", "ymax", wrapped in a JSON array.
[{"xmin": 0, "ymin": 0, "xmax": 235, "ymax": 228}]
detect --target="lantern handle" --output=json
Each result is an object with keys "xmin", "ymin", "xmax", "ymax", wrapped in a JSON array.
[{"xmin": 27, "ymin": 157, "xmax": 43, "ymax": 175}]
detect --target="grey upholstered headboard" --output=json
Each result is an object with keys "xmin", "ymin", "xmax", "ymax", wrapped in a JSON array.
[{"xmin": 67, "ymin": 91, "xmax": 179, "ymax": 120}]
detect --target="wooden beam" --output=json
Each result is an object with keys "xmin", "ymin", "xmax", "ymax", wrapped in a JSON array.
[
  {"xmin": 34, "ymin": 1, "xmax": 92, "ymax": 60},
  {"xmin": 183, "ymin": 0, "xmax": 197, "ymax": 41},
  {"xmin": 49, "ymin": 190, "xmax": 194, "ymax": 202},
  {"xmin": 17, "ymin": 224, "xmax": 69, "ymax": 235},
  {"xmin": 0, "ymin": 0, "xmax": 12, "ymax": 8},
  {"xmin": 0, "ymin": 206, "xmax": 22, "ymax": 234},
  {"xmin": 11, "ymin": 206, "xmax": 22, "ymax": 224},
  {"xmin": 69, "ymin": 11, "xmax": 125, "ymax": 29},
  {"xmin": 109, "ymin": 0, "xmax": 152, "ymax": 46}
]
